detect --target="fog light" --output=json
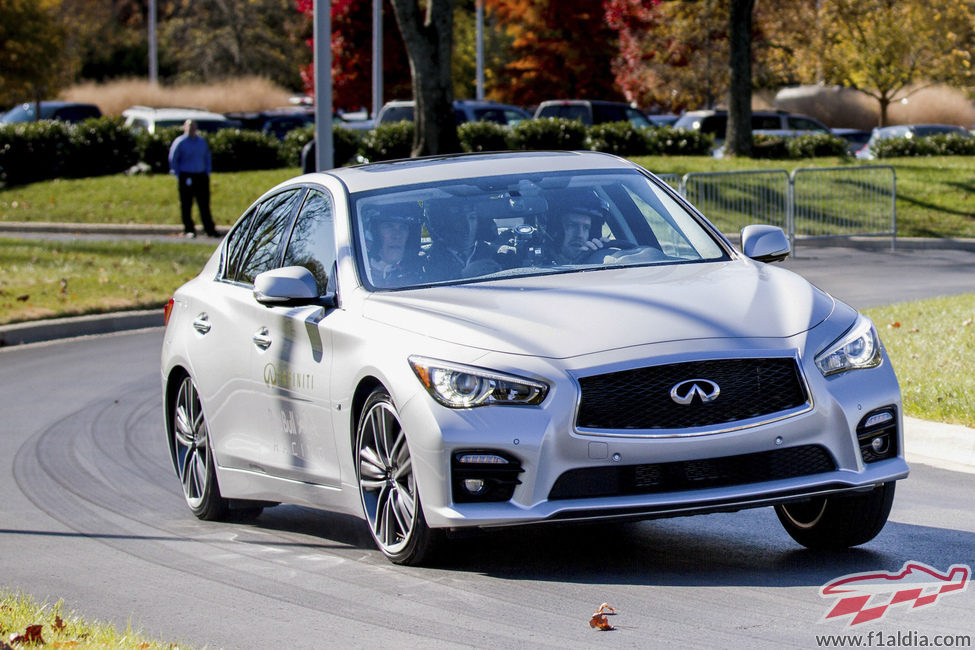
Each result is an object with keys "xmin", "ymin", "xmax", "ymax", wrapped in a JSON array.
[
  {"xmin": 864, "ymin": 411, "xmax": 893, "ymax": 429},
  {"xmin": 463, "ymin": 479, "xmax": 487, "ymax": 494},
  {"xmin": 870, "ymin": 436, "xmax": 888, "ymax": 454},
  {"xmin": 457, "ymin": 453, "xmax": 508, "ymax": 465}
]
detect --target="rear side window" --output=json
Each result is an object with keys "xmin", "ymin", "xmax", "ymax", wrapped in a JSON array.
[
  {"xmin": 233, "ymin": 189, "xmax": 304, "ymax": 285},
  {"xmin": 699, "ymin": 115, "xmax": 726, "ymax": 136},
  {"xmin": 282, "ymin": 190, "xmax": 335, "ymax": 295},
  {"xmin": 592, "ymin": 104, "xmax": 628, "ymax": 124},
  {"xmin": 538, "ymin": 104, "xmax": 590, "ymax": 124},
  {"xmin": 788, "ymin": 116, "xmax": 828, "ymax": 131},
  {"xmin": 752, "ymin": 114, "xmax": 782, "ymax": 130}
]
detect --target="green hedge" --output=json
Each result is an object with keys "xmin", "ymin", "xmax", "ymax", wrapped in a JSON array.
[
  {"xmin": 5, "ymin": 115, "xmax": 909, "ymax": 188},
  {"xmin": 749, "ymin": 132, "xmax": 849, "ymax": 160},
  {"xmin": 873, "ymin": 133, "xmax": 975, "ymax": 158}
]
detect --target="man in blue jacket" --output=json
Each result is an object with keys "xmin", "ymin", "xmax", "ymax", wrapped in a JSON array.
[{"xmin": 169, "ymin": 120, "xmax": 218, "ymax": 238}]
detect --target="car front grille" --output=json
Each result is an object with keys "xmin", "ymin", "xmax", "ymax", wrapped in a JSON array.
[
  {"xmin": 548, "ymin": 444, "xmax": 835, "ymax": 500},
  {"xmin": 576, "ymin": 357, "xmax": 808, "ymax": 430}
]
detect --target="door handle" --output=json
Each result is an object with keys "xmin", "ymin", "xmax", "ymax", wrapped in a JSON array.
[
  {"xmin": 192, "ymin": 313, "xmax": 211, "ymax": 334},
  {"xmin": 252, "ymin": 327, "xmax": 272, "ymax": 350}
]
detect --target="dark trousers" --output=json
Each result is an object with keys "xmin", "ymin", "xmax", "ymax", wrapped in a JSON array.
[{"xmin": 177, "ymin": 172, "xmax": 216, "ymax": 235}]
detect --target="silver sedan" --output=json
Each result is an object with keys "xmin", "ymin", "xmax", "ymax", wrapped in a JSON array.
[{"xmin": 161, "ymin": 151, "xmax": 907, "ymax": 565}]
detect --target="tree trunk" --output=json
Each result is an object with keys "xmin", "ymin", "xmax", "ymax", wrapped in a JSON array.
[
  {"xmin": 724, "ymin": 0, "xmax": 756, "ymax": 158},
  {"xmin": 388, "ymin": 0, "xmax": 459, "ymax": 157}
]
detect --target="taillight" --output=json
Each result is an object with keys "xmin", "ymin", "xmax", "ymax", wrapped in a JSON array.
[{"xmin": 163, "ymin": 298, "xmax": 175, "ymax": 325}]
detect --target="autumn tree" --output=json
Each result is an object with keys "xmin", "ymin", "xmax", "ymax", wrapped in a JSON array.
[
  {"xmin": 604, "ymin": 0, "xmax": 730, "ymax": 113},
  {"xmin": 388, "ymin": 0, "xmax": 459, "ymax": 156},
  {"xmin": 162, "ymin": 0, "xmax": 308, "ymax": 89},
  {"xmin": 452, "ymin": 0, "xmax": 515, "ymax": 100},
  {"xmin": 484, "ymin": 0, "xmax": 621, "ymax": 106},
  {"xmin": 0, "ymin": 0, "xmax": 74, "ymax": 109},
  {"xmin": 812, "ymin": 0, "xmax": 975, "ymax": 126}
]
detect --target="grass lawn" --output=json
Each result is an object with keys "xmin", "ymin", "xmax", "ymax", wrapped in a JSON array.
[
  {"xmin": 0, "ymin": 589, "xmax": 190, "ymax": 650},
  {"xmin": 632, "ymin": 155, "xmax": 975, "ymax": 238},
  {"xmin": 0, "ymin": 237, "xmax": 215, "ymax": 325},
  {"xmin": 865, "ymin": 294, "xmax": 975, "ymax": 428},
  {"xmin": 1, "ymin": 157, "xmax": 974, "ymax": 238},
  {"xmin": 0, "ymin": 168, "xmax": 299, "ymax": 227}
]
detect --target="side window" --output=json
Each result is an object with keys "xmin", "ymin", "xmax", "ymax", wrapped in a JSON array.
[
  {"xmin": 788, "ymin": 117, "xmax": 827, "ymax": 132},
  {"xmin": 593, "ymin": 105, "xmax": 627, "ymax": 123},
  {"xmin": 701, "ymin": 116, "xmax": 726, "ymax": 136},
  {"xmin": 234, "ymin": 189, "xmax": 303, "ymax": 285},
  {"xmin": 222, "ymin": 208, "xmax": 257, "ymax": 281},
  {"xmin": 282, "ymin": 190, "xmax": 336, "ymax": 295},
  {"xmin": 752, "ymin": 114, "xmax": 781, "ymax": 130}
]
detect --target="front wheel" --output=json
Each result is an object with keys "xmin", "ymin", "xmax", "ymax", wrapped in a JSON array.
[
  {"xmin": 775, "ymin": 482, "xmax": 896, "ymax": 549},
  {"xmin": 355, "ymin": 388, "xmax": 442, "ymax": 565}
]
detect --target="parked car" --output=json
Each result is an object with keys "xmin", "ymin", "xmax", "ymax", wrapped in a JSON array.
[
  {"xmin": 376, "ymin": 99, "xmax": 531, "ymax": 127},
  {"xmin": 1, "ymin": 101, "xmax": 101, "ymax": 124},
  {"xmin": 831, "ymin": 128, "xmax": 872, "ymax": 156},
  {"xmin": 855, "ymin": 124, "xmax": 972, "ymax": 160},
  {"xmin": 161, "ymin": 150, "xmax": 906, "ymax": 566},
  {"xmin": 224, "ymin": 108, "xmax": 314, "ymax": 140},
  {"xmin": 121, "ymin": 106, "xmax": 237, "ymax": 134},
  {"xmin": 646, "ymin": 113, "xmax": 679, "ymax": 127},
  {"xmin": 534, "ymin": 99, "xmax": 653, "ymax": 128},
  {"xmin": 674, "ymin": 110, "xmax": 831, "ymax": 147}
]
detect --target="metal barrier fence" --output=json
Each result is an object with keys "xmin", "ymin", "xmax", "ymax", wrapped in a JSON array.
[{"xmin": 655, "ymin": 166, "xmax": 896, "ymax": 249}]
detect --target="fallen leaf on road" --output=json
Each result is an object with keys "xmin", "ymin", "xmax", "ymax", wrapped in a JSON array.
[{"xmin": 589, "ymin": 603, "xmax": 617, "ymax": 631}]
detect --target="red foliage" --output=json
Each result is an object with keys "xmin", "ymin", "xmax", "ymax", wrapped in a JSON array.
[
  {"xmin": 295, "ymin": 0, "xmax": 411, "ymax": 112},
  {"xmin": 484, "ymin": 0, "xmax": 623, "ymax": 106}
]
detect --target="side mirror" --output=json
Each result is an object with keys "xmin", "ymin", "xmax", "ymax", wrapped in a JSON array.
[
  {"xmin": 254, "ymin": 266, "xmax": 334, "ymax": 307},
  {"xmin": 741, "ymin": 224, "xmax": 791, "ymax": 263}
]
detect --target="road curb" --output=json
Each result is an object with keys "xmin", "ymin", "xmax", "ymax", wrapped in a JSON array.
[{"xmin": 0, "ymin": 309, "xmax": 162, "ymax": 347}]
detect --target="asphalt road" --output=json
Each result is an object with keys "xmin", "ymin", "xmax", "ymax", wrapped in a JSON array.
[
  {"xmin": 1, "ymin": 335, "xmax": 974, "ymax": 648},
  {"xmin": 2, "ymin": 244, "xmax": 974, "ymax": 648},
  {"xmin": 781, "ymin": 243, "xmax": 975, "ymax": 309}
]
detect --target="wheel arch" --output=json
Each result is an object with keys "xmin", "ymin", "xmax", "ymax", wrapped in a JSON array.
[
  {"xmin": 164, "ymin": 365, "xmax": 191, "ymax": 470},
  {"xmin": 349, "ymin": 375, "xmax": 384, "ymax": 458}
]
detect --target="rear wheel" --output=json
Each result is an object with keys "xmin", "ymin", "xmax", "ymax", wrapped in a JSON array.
[
  {"xmin": 775, "ymin": 482, "xmax": 895, "ymax": 549},
  {"xmin": 172, "ymin": 375, "xmax": 229, "ymax": 521},
  {"xmin": 355, "ymin": 388, "xmax": 441, "ymax": 565}
]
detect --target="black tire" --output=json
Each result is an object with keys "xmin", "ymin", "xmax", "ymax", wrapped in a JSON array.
[
  {"xmin": 171, "ymin": 375, "xmax": 229, "ymax": 521},
  {"xmin": 355, "ymin": 387, "xmax": 442, "ymax": 565},
  {"xmin": 775, "ymin": 482, "xmax": 896, "ymax": 549}
]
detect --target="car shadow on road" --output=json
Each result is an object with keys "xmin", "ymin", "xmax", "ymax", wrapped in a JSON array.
[{"xmin": 240, "ymin": 504, "xmax": 973, "ymax": 589}]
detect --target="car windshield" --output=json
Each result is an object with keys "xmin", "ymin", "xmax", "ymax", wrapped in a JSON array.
[{"xmin": 350, "ymin": 169, "xmax": 728, "ymax": 290}]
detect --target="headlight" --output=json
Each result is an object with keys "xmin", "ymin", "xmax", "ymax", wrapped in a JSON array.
[
  {"xmin": 815, "ymin": 316, "xmax": 882, "ymax": 376},
  {"xmin": 408, "ymin": 356, "xmax": 548, "ymax": 408}
]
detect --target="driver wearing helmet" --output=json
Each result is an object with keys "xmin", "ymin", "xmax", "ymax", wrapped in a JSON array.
[
  {"xmin": 363, "ymin": 204, "xmax": 422, "ymax": 288},
  {"xmin": 545, "ymin": 190, "xmax": 613, "ymax": 264}
]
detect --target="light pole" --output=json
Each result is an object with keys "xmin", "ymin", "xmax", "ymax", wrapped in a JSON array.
[
  {"xmin": 148, "ymin": 0, "xmax": 158, "ymax": 84},
  {"xmin": 476, "ymin": 0, "xmax": 484, "ymax": 100},
  {"xmin": 372, "ymin": 0, "xmax": 383, "ymax": 118},
  {"xmin": 314, "ymin": 0, "xmax": 334, "ymax": 171}
]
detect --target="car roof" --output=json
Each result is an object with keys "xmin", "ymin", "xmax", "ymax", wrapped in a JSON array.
[
  {"xmin": 536, "ymin": 99, "xmax": 632, "ymax": 107},
  {"xmin": 122, "ymin": 106, "xmax": 228, "ymax": 121},
  {"xmin": 316, "ymin": 150, "xmax": 638, "ymax": 194}
]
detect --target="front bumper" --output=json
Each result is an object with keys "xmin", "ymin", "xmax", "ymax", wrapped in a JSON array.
[{"xmin": 396, "ymin": 341, "xmax": 906, "ymax": 530}]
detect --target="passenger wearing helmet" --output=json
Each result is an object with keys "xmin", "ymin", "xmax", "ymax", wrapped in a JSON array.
[
  {"xmin": 363, "ymin": 204, "xmax": 422, "ymax": 288},
  {"xmin": 423, "ymin": 200, "xmax": 501, "ymax": 281}
]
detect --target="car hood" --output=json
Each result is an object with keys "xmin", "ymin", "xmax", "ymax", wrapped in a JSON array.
[{"xmin": 361, "ymin": 259, "xmax": 836, "ymax": 358}]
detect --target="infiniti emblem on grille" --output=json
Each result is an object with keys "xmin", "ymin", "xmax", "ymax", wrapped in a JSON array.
[{"xmin": 670, "ymin": 379, "xmax": 720, "ymax": 405}]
